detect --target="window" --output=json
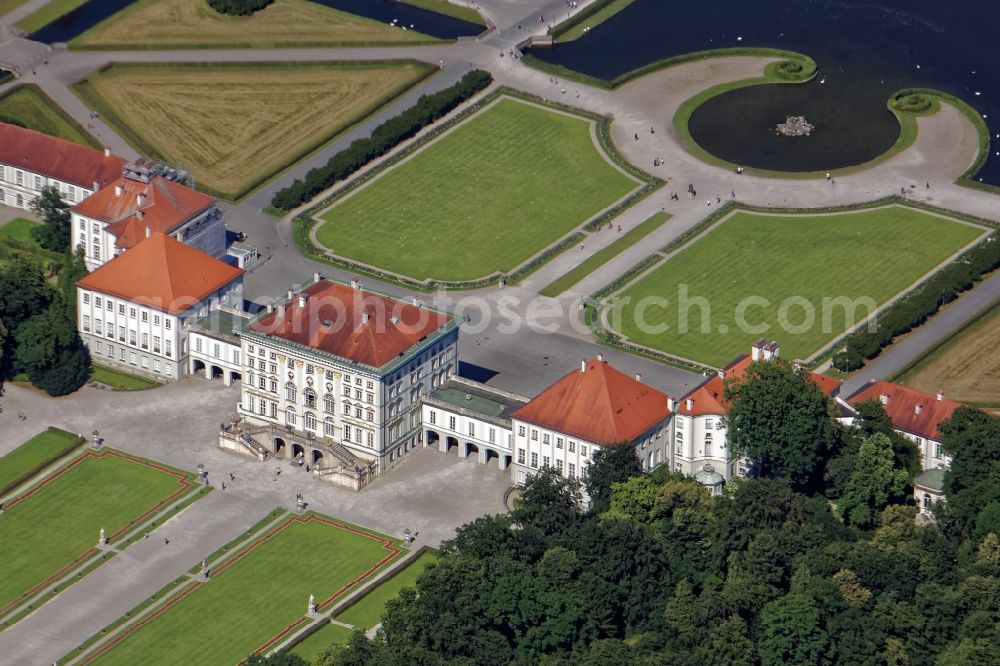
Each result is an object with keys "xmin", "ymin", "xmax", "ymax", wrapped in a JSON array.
[
  {"xmin": 165, "ymin": 319, "xmax": 171, "ymax": 330},
  {"xmin": 141, "ymin": 355, "xmax": 148, "ymax": 369},
  {"xmin": 568, "ymin": 463, "xmax": 576, "ymax": 479},
  {"xmin": 287, "ymin": 358, "xmax": 294, "ymax": 370},
  {"xmin": 141, "ymin": 333, "xmax": 148, "ymax": 349},
  {"xmin": 581, "ymin": 446, "xmax": 588, "ymax": 457},
  {"xmin": 326, "ymin": 370, "xmax": 334, "ymax": 381},
  {"xmin": 233, "ymin": 350, "xmax": 240, "ymax": 365},
  {"xmin": 704, "ymin": 418, "xmax": 713, "ymax": 429},
  {"xmin": 531, "ymin": 430, "xmax": 538, "ymax": 441},
  {"xmin": 195, "ymin": 338, "xmax": 203, "ymax": 353},
  {"xmin": 118, "ymin": 326, "xmax": 125, "ymax": 342},
  {"xmin": 129, "ymin": 330, "xmax": 137, "ymax": 346},
  {"xmin": 68, "ymin": 185, "xmax": 76, "ymax": 201},
  {"xmin": 530, "ymin": 452, "xmax": 538, "ymax": 468},
  {"xmin": 304, "ymin": 389, "xmax": 317, "ymax": 409},
  {"xmin": 324, "ymin": 394, "xmax": 334, "ymax": 413},
  {"xmin": 343, "ymin": 425, "xmax": 352, "ymax": 442},
  {"xmin": 449, "ymin": 416, "xmax": 456, "ymax": 430},
  {"xmin": 343, "ymin": 403, "xmax": 351, "ymax": 416},
  {"xmin": 141, "ymin": 311, "xmax": 148, "ymax": 323},
  {"xmin": 165, "ymin": 340, "xmax": 172, "ymax": 357},
  {"xmin": 429, "ymin": 411, "xmax": 436, "ymax": 425},
  {"xmin": 15, "ymin": 170, "xmax": 22, "ymax": 185},
  {"xmin": 153, "ymin": 315, "xmax": 160, "ymax": 326},
  {"xmin": 118, "ymin": 304, "xmax": 125, "ymax": 315},
  {"xmin": 96, "ymin": 297, "xmax": 102, "ymax": 308},
  {"xmin": 248, "ymin": 345, "xmax": 255, "ymax": 354},
  {"xmin": 354, "ymin": 388, "xmax": 362, "ymax": 400},
  {"xmin": 556, "ymin": 437, "xmax": 563, "ymax": 449},
  {"xmin": 129, "ymin": 307, "xmax": 136, "ymax": 319},
  {"xmin": 285, "ymin": 383, "xmax": 296, "ymax": 402},
  {"xmin": 304, "ymin": 412, "xmax": 317, "ymax": 431},
  {"xmin": 518, "ymin": 425, "xmax": 526, "ymax": 437},
  {"xmin": 213, "ymin": 343, "xmax": 220, "ymax": 359},
  {"xmin": 366, "ymin": 392, "xmax": 374, "ymax": 404},
  {"xmin": 556, "ymin": 459, "xmax": 564, "ymax": 473},
  {"xmin": 704, "ymin": 437, "xmax": 712, "ymax": 457},
  {"xmin": 269, "ymin": 379, "xmax": 277, "ymax": 393},
  {"xmin": 367, "ymin": 410, "xmax": 374, "ymax": 422},
  {"xmin": 78, "ymin": 219, "xmax": 85, "ymax": 232},
  {"xmin": 355, "ymin": 406, "xmax": 362, "ymax": 419},
  {"xmin": 269, "ymin": 402, "xmax": 277, "ymax": 418},
  {"xmin": 342, "ymin": 383, "xmax": 350, "ymax": 397},
  {"xmin": 305, "ymin": 363, "xmax": 314, "ymax": 375},
  {"xmin": 517, "ymin": 471, "xmax": 527, "ymax": 485},
  {"xmin": 258, "ymin": 376, "xmax": 266, "ymax": 390},
  {"xmin": 258, "ymin": 399, "xmax": 266, "ymax": 416},
  {"xmin": 517, "ymin": 449, "xmax": 525, "ymax": 464},
  {"xmin": 153, "ymin": 336, "xmax": 160, "ymax": 353},
  {"xmin": 153, "ymin": 359, "xmax": 160, "ymax": 373},
  {"xmin": 355, "ymin": 377, "xmax": 362, "ymax": 386},
  {"xmin": 366, "ymin": 380, "xmax": 373, "ymax": 389},
  {"xmin": 367, "ymin": 432, "xmax": 374, "ymax": 447},
  {"xmin": 95, "ymin": 320, "xmax": 103, "ymax": 335},
  {"xmin": 83, "ymin": 292, "xmax": 91, "ymax": 304},
  {"xmin": 543, "ymin": 455, "xmax": 550, "ymax": 468},
  {"xmin": 344, "ymin": 374, "xmax": 351, "ymax": 385},
  {"xmin": 119, "ymin": 347, "xmax": 125, "ymax": 361},
  {"xmin": 543, "ymin": 433, "xmax": 550, "ymax": 445},
  {"xmin": 106, "ymin": 300, "xmax": 112, "ymax": 312},
  {"xmin": 324, "ymin": 417, "xmax": 335, "ymax": 436},
  {"xmin": 677, "ymin": 419, "xmax": 685, "ymax": 429},
  {"xmin": 489, "ymin": 428, "xmax": 496, "ymax": 443},
  {"xmin": 82, "ymin": 315, "xmax": 91, "ymax": 332},
  {"xmin": 568, "ymin": 441, "xmax": 576, "ymax": 453},
  {"xmin": 34, "ymin": 175, "xmax": 42, "ymax": 190},
  {"xmin": 129, "ymin": 351, "xmax": 137, "ymax": 365},
  {"xmin": 934, "ymin": 442, "xmax": 943, "ymax": 458},
  {"xmin": 469, "ymin": 423, "xmax": 476, "ymax": 438},
  {"xmin": 286, "ymin": 407, "xmax": 297, "ymax": 426}
]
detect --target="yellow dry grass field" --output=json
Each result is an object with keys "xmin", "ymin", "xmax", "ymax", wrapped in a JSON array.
[
  {"xmin": 75, "ymin": 62, "xmax": 434, "ymax": 200},
  {"xmin": 900, "ymin": 303, "xmax": 1000, "ymax": 406},
  {"xmin": 73, "ymin": 0, "xmax": 438, "ymax": 49}
]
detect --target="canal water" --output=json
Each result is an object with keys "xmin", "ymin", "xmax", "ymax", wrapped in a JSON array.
[
  {"xmin": 532, "ymin": 0, "xmax": 1000, "ymax": 181},
  {"xmin": 30, "ymin": 0, "xmax": 482, "ymax": 44}
]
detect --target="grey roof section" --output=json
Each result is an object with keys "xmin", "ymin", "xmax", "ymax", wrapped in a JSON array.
[
  {"xmin": 192, "ymin": 308, "xmax": 251, "ymax": 345},
  {"xmin": 426, "ymin": 377, "xmax": 529, "ymax": 425},
  {"xmin": 915, "ymin": 468, "xmax": 947, "ymax": 492},
  {"xmin": 694, "ymin": 463, "xmax": 725, "ymax": 486}
]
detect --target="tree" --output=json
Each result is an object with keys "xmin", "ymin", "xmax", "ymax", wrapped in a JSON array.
[
  {"xmin": 14, "ymin": 297, "xmax": 90, "ymax": 396},
  {"xmin": 724, "ymin": 361, "xmax": 835, "ymax": 487},
  {"xmin": 838, "ymin": 433, "xmax": 909, "ymax": 529},
  {"xmin": 512, "ymin": 467, "xmax": 582, "ymax": 538},
  {"xmin": 0, "ymin": 257, "xmax": 54, "ymax": 378},
  {"xmin": 243, "ymin": 653, "xmax": 307, "ymax": 666},
  {"xmin": 758, "ymin": 593, "xmax": 831, "ymax": 666},
  {"xmin": 693, "ymin": 616, "xmax": 757, "ymax": 666},
  {"xmin": 585, "ymin": 444, "xmax": 642, "ymax": 511},
  {"xmin": 30, "ymin": 185, "xmax": 71, "ymax": 252},
  {"xmin": 59, "ymin": 245, "xmax": 88, "ymax": 308}
]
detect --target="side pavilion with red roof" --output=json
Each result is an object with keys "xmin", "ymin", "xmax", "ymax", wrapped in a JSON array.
[
  {"xmin": 76, "ymin": 231, "xmax": 244, "ymax": 381},
  {"xmin": 671, "ymin": 340, "xmax": 842, "ymax": 482},
  {"xmin": 0, "ymin": 122, "xmax": 122, "ymax": 211},
  {"xmin": 510, "ymin": 355, "xmax": 672, "ymax": 488},
  {"xmin": 233, "ymin": 275, "xmax": 460, "ymax": 482}
]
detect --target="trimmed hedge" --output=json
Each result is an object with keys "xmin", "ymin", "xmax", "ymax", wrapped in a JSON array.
[
  {"xmin": 207, "ymin": 0, "xmax": 272, "ymax": 16},
  {"xmin": 272, "ymin": 69, "xmax": 493, "ymax": 211},
  {"xmin": 0, "ymin": 428, "xmax": 86, "ymax": 497}
]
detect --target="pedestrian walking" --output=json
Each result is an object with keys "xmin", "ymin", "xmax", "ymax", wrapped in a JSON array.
[
  {"xmin": 229, "ymin": 472, "xmax": 235, "ymax": 481},
  {"xmin": 164, "ymin": 537, "xmax": 170, "ymax": 546},
  {"xmin": 634, "ymin": 133, "xmax": 639, "ymax": 141},
  {"xmin": 221, "ymin": 482, "xmax": 227, "ymax": 490}
]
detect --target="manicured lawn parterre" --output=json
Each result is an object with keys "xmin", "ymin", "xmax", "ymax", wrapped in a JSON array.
[
  {"xmin": 334, "ymin": 550, "xmax": 438, "ymax": 630},
  {"xmin": 0, "ymin": 0, "xmax": 32, "ymax": 18},
  {"xmin": 553, "ymin": 0, "xmax": 635, "ymax": 43},
  {"xmin": 89, "ymin": 364, "xmax": 160, "ymax": 390},
  {"xmin": 316, "ymin": 97, "xmax": 638, "ymax": 282},
  {"xmin": 72, "ymin": 61, "xmax": 435, "ymax": 201},
  {"xmin": 0, "ymin": 451, "xmax": 193, "ymax": 618},
  {"xmin": 72, "ymin": 0, "xmax": 440, "ymax": 50},
  {"xmin": 15, "ymin": 0, "xmax": 87, "ymax": 34},
  {"xmin": 0, "ymin": 428, "xmax": 83, "ymax": 496},
  {"xmin": 897, "ymin": 299, "xmax": 1000, "ymax": 407},
  {"xmin": 84, "ymin": 514, "xmax": 402, "ymax": 665},
  {"xmin": 540, "ymin": 212, "xmax": 671, "ymax": 297},
  {"xmin": 400, "ymin": 0, "xmax": 485, "ymax": 25},
  {"xmin": 609, "ymin": 205, "xmax": 986, "ymax": 367},
  {"xmin": 290, "ymin": 622, "xmax": 356, "ymax": 662},
  {"xmin": 0, "ymin": 85, "xmax": 101, "ymax": 148}
]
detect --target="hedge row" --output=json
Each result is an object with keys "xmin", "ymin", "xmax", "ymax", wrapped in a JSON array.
[
  {"xmin": 272, "ymin": 69, "xmax": 493, "ymax": 211},
  {"xmin": 833, "ymin": 230, "xmax": 1000, "ymax": 371}
]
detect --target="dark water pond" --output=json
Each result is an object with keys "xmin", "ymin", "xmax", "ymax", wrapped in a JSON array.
[
  {"xmin": 532, "ymin": 0, "xmax": 999, "ymax": 181},
  {"xmin": 30, "ymin": 0, "xmax": 482, "ymax": 43}
]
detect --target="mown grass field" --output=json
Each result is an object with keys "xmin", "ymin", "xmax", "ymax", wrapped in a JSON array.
[
  {"xmin": 73, "ymin": 61, "xmax": 434, "ymax": 200},
  {"xmin": 290, "ymin": 622, "xmax": 356, "ymax": 662},
  {"xmin": 317, "ymin": 97, "xmax": 637, "ymax": 282},
  {"xmin": 0, "ymin": 0, "xmax": 31, "ymax": 18},
  {"xmin": 0, "ymin": 451, "xmax": 190, "ymax": 617},
  {"xmin": 72, "ymin": 0, "xmax": 439, "ymax": 50},
  {"xmin": 0, "ymin": 217, "xmax": 66, "ymax": 271},
  {"xmin": 15, "ymin": 0, "xmax": 85, "ymax": 34},
  {"xmin": 401, "ymin": 0, "xmax": 485, "ymax": 25},
  {"xmin": 0, "ymin": 428, "xmax": 82, "ymax": 495},
  {"xmin": 88, "ymin": 515, "xmax": 402, "ymax": 666},
  {"xmin": 897, "ymin": 299, "xmax": 1000, "ymax": 406},
  {"xmin": 334, "ymin": 550, "xmax": 438, "ymax": 630},
  {"xmin": 540, "ymin": 212, "xmax": 671, "ymax": 297},
  {"xmin": 89, "ymin": 364, "xmax": 160, "ymax": 390},
  {"xmin": 610, "ymin": 206, "xmax": 985, "ymax": 367},
  {"xmin": 0, "ymin": 85, "xmax": 100, "ymax": 147}
]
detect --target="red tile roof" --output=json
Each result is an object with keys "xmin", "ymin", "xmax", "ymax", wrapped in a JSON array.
[
  {"xmin": 73, "ymin": 175, "xmax": 215, "ymax": 249},
  {"xmin": 677, "ymin": 354, "xmax": 841, "ymax": 416},
  {"xmin": 846, "ymin": 380, "xmax": 963, "ymax": 441},
  {"xmin": 512, "ymin": 358, "xmax": 670, "ymax": 444},
  {"xmin": 248, "ymin": 280, "xmax": 452, "ymax": 369},
  {"xmin": 77, "ymin": 232, "xmax": 243, "ymax": 314},
  {"xmin": 0, "ymin": 122, "xmax": 123, "ymax": 191}
]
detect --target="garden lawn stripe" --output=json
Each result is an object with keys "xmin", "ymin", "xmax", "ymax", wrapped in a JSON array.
[
  {"xmin": 0, "ymin": 450, "xmax": 192, "ymax": 615},
  {"xmin": 334, "ymin": 551, "xmax": 438, "ymax": 630},
  {"xmin": 85, "ymin": 515, "xmax": 402, "ymax": 666},
  {"xmin": 316, "ymin": 97, "xmax": 637, "ymax": 282},
  {"xmin": 290, "ymin": 622, "xmax": 356, "ymax": 662},
  {"xmin": 0, "ymin": 85, "xmax": 100, "ymax": 148},
  {"xmin": 611, "ymin": 206, "xmax": 984, "ymax": 366},
  {"xmin": 0, "ymin": 428, "xmax": 82, "ymax": 495}
]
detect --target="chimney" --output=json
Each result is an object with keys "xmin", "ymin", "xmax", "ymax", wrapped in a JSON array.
[
  {"xmin": 751, "ymin": 337, "xmax": 765, "ymax": 361},
  {"xmin": 277, "ymin": 303, "xmax": 285, "ymax": 318},
  {"xmin": 92, "ymin": 180, "xmax": 99, "ymax": 191},
  {"xmin": 686, "ymin": 398, "xmax": 694, "ymax": 411},
  {"xmin": 762, "ymin": 341, "xmax": 780, "ymax": 361},
  {"xmin": 717, "ymin": 368, "xmax": 725, "ymax": 379},
  {"xmin": 668, "ymin": 397, "xmax": 677, "ymax": 412},
  {"xmin": 286, "ymin": 289, "xmax": 293, "ymax": 301},
  {"xmin": 104, "ymin": 147, "xmax": 111, "ymax": 158},
  {"xmin": 635, "ymin": 373, "xmax": 642, "ymax": 382},
  {"xmin": 581, "ymin": 359, "xmax": 587, "ymax": 373},
  {"xmin": 413, "ymin": 296, "xmax": 422, "ymax": 308},
  {"xmin": 350, "ymin": 279, "xmax": 360, "ymax": 290},
  {"xmin": 313, "ymin": 272, "xmax": 320, "ymax": 283},
  {"xmin": 266, "ymin": 303, "xmax": 274, "ymax": 314},
  {"xmin": 144, "ymin": 225, "xmax": 150, "ymax": 238},
  {"xmin": 114, "ymin": 185, "xmax": 122, "ymax": 197},
  {"xmin": 915, "ymin": 404, "xmax": 922, "ymax": 415},
  {"xmin": 362, "ymin": 312, "xmax": 370, "ymax": 325},
  {"xmin": 937, "ymin": 390, "xmax": 944, "ymax": 402},
  {"xmin": 597, "ymin": 353, "xmax": 604, "ymax": 362},
  {"xmin": 298, "ymin": 294, "xmax": 307, "ymax": 308},
  {"xmin": 136, "ymin": 193, "xmax": 145, "ymax": 207},
  {"xmin": 136, "ymin": 209, "xmax": 143, "ymax": 220},
  {"xmin": 879, "ymin": 394, "xmax": 889, "ymax": 405}
]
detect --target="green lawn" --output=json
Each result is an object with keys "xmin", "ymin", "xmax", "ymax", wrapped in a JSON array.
[
  {"xmin": 335, "ymin": 550, "xmax": 438, "ymax": 630},
  {"xmin": 540, "ymin": 212, "xmax": 671, "ymax": 297},
  {"xmin": 89, "ymin": 515, "xmax": 402, "ymax": 665},
  {"xmin": 0, "ymin": 0, "xmax": 32, "ymax": 17},
  {"xmin": 0, "ymin": 85, "xmax": 101, "ymax": 148},
  {"xmin": 400, "ymin": 0, "xmax": 486, "ymax": 26},
  {"xmin": 89, "ymin": 364, "xmax": 160, "ymax": 391},
  {"xmin": 610, "ymin": 206, "xmax": 985, "ymax": 367},
  {"xmin": 0, "ymin": 217, "xmax": 65, "ymax": 271},
  {"xmin": 290, "ymin": 622, "xmax": 357, "ymax": 662},
  {"xmin": 0, "ymin": 428, "xmax": 83, "ymax": 495},
  {"xmin": 16, "ymin": 0, "xmax": 87, "ymax": 34},
  {"xmin": 554, "ymin": 0, "xmax": 635, "ymax": 42},
  {"xmin": 0, "ymin": 451, "xmax": 191, "ymax": 616},
  {"xmin": 316, "ymin": 97, "xmax": 637, "ymax": 282},
  {"xmin": 0, "ymin": 217, "xmax": 38, "ymax": 244}
]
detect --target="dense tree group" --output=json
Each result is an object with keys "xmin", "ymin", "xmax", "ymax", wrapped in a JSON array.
[
  {"xmin": 207, "ymin": 0, "xmax": 273, "ymax": 16},
  {"xmin": 271, "ymin": 70, "xmax": 493, "ymax": 211},
  {"xmin": 834, "ymin": 230, "xmax": 1000, "ymax": 371},
  {"xmin": 303, "ymin": 361, "xmax": 999, "ymax": 666}
]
